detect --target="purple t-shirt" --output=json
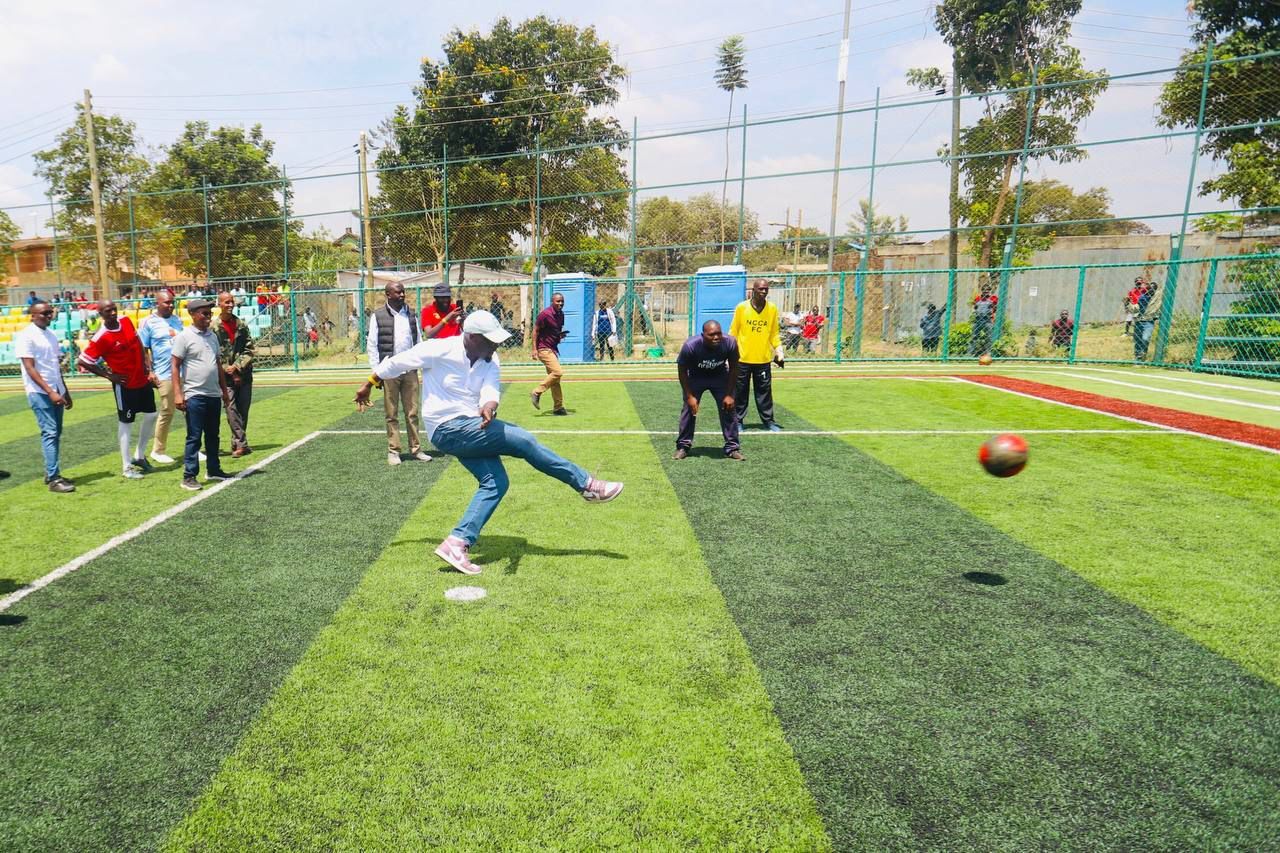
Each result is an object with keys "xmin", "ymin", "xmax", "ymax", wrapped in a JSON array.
[
  {"xmin": 678, "ymin": 334, "xmax": 739, "ymax": 378},
  {"xmin": 535, "ymin": 306, "xmax": 563, "ymax": 353}
]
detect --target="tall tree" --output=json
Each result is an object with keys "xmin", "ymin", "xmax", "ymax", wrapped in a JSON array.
[
  {"xmin": 145, "ymin": 122, "xmax": 292, "ymax": 279},
  {"xmin": 1158, "ymin": 0, "xmax": 1279, "ymax": 225},
  {"xmin": 636, "ymin": 193, "xmax": 758, "ymax": 275},
  {"xmin": 714, "ymin": 36, "xmax": 748, "ymax": 263},
  {"xmin": 846, "ymin": 199, "xmax": 909, "ymax": 249},
  {"xmin": 0, "ymin": 210, "xmax": 19, "ymax": 278},
  {"xmin": 375, "ymin": 16, "xmax": 629, "ymax": 280},
  {"xmin": 32, "ymin": 106, "xmax": 155, "ymax": 285},
  {"xmin": 1017, "ymin": 180, "xmax": 1148, "ymax": 237},
  {"xmin": 911, "ymin": 0, "xmax": 1107, "ymax": 269}
]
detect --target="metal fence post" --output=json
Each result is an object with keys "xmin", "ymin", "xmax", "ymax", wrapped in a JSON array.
[
  {"xmin": 735, "ymin": 104, "xmax": 747, "ymax": 264},
  {"xmin": 1068, "ymin": 265, "xmax": 1086, "ymax": 363},
  {"xmin": 441, "ymin": 142, "xmax": 450, "ymax": 283},
  {"xmin": 1157, "ymin": 39, "xmax": 1214, "ymax": 363},
  {"xmin": 127, "ymin": 192, "xmax": 138, "ymax": 289},
  {"xmin": 533, "ymin": 135, "xmax": 542, "ymax": 289},
  {"xmin": 834, "ymin": 271, "xmax": 847, "ymax": 362},
  {"xmin": 48, "ymin": 196, "xmax": 63, "ymax": 289},
  {"xmin": 1193, "ymin": 257, "xmax": 1219, "ymax": 368},
  {"xmin": 940, "ymin": 268, "xmax": 956, "ymax": 362},
  {"xmin": 626, "ymin": 118, "xmax": 638, "ymax": 356},
  {"xmin": 289, "ymin": 289, "xmax": 300, "ymax": 372},
  {"xmin": 201, "ymin": 178, "xmax": 213, "ymax": 283},
  {"xmin": 862, "ymin": 88, "xmax": 880, "ymax": 253},
  {"xmin": 281, "ymin": 167, "xmax": 290, "ymax": 286},
  {"xmin": 851, "ymin": 266, "xmax": 865, "ymax": 357},
  {"xmin": 996, "ymin": 65, "xmax": 1038, "ymax": 334}
]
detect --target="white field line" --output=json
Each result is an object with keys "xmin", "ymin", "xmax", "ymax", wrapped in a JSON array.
[
  {"xmin": 0, "ymin": 430, "xmax": 324, "ymax": 614},
  {"xmin": 1053, "ymin": 372, "xmax": 1280, "ymax": 413},
  {"xmin": 1054, "ymin": 366, "xmax": 1280, "ymax": 397},
  {"xmin": 321, "ymin": 428, "xmax": 1162, "ymax": 437},
  {"xmin": 961, "ymin": 379, "xmax": 1280, "ymax": 456}
]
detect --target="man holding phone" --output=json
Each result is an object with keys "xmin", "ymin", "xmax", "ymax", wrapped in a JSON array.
[
  {"xmin": 531, "ymin": 291, "xmax": 570, "ymax": 416},
  {"xmin": 421, "ymin": 283, "xmax": 463, "ymax": 340}
]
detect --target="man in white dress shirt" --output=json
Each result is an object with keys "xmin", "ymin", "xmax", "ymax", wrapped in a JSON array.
[
  {"xmin": 354, "ymin": 310, "xmax": 624, "ymax": 575},
  {"xmin": 16, "ymin": 301, "xmax": 76, "ymax": 492},
  {"xmin": 367, "ymin": 281, "xmax": 431, "ymax": 465}
]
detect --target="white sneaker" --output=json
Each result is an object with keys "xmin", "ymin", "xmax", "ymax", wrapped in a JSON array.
[
  {"xmin": 581, "ymin": 477, "xmax": 624, "ymax": 503},
  {"xmin": 122, "ymin": 465, "xmax": 144, "ymax": 480},
  {"xmin": 150, "ymin": 452, "xmax": 174, "ymax": 465},
  {"xmin": 412, "ymin": 450, "xmax": 433, "ymax": 462},
  {"xmin": 434, "ymin": 535, "xmax": 483, "ymax": 575},
  {"xmin": 388, "ymin": 451, "xmax": 402, "ymax": 466}
]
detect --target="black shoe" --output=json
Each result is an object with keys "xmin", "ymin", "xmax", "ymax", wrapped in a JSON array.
[
  {"xmin": 0, "ymin": 470, "xmax": 9, "ymax": 480},
  {"xmin": 552, "ymin": 408, "xmax": 569, "ymax": 416},
  {"xmin": 205, "ymin": 470, "xmax": 231, "ymax": 482},
  {"xmin": 181, "ymin": 477, "xmax": 202, "ymax": 491},
  {"xmin": 132, "ymin": 457, "xmax": 154, "ymax": 473},
  {"xmin": 673, "ymin": 448, "xmax": 689, "ymax": 460},
  {"xmin": 49, "ymin": 477, "xmax": 75, "ymax": 493}
]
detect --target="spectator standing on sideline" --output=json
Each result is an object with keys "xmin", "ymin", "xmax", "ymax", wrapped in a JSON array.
[
  {"xmin": 25, "ymin": 290, "xmax": 38, "ymax": 307},
  {"xmin": 1133, "ymin": 279, "xmax": 1161, "ymax": 362},
  {"xmin": 920, "ymin": 303, "xmax": 944, "ymax": 354},
  {"xmin": 368, "ymin": 282, "xmax": 431, "ymax": 465},
  {"xmin": 675, "ymin": 320, "xmax": 742, "ymax": 461},
  {"xmin": 216, "ymin": 292, "xmax": 256, "ymax": 458},
  {"xmin": 531, "ymin": 292, "xmax": 569, "ymax": 415},
  {"xmin": 78, "ymin": 300, "xmax": 159, "ymax": 480},
  {"xmin": 594, "ymin": 299, "xmax": 618, "ymax": 361},
  {"xmin": 16, "ymin": 301, "xmax": 75, "ymax": 492},
  {"xmin": 729, "ymin": 279, "xmax": 785, "ymax": 431},
  {"xmin": 1050, "ymin": 309, "xmax": 1074, "ymax": 351},
  {"xmin": 782, "ymin": 303, "xmax": 804, "ymax": 353},
  {"xmin": 801, "ymin": 306, "xmax": 825, "ymax": 353},
  {"xmin": 1123, "ymin": 277, "xmax": 1144, "ymax": 336},
  {"xmin": 969, "ymin": 286, "xmax": 998, "ymax": 356},
  {"xmin": 302, "ymin": 306, "xmax": 318, "ymax": 350},
  {"xmin": 171, "ymin": 298, "xmax": 231, "ymax": 491},
  {"xmin": 139, "ymin": 289, "xmax": 185, "ymax": 464},
  {"xmin": 353, "ymin": 310, "xmax": 624, "ymax": 575},
  {"xmin": 421, "ymin": 283, "xmax": 463, "ymax": 340}
]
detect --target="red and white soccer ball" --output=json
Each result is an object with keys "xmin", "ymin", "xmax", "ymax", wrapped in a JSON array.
[{"xmin": 978, "ymin": 433, "xmax": 1029, "ymax": 477}]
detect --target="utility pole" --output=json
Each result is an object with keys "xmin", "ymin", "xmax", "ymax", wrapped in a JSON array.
[
  {"xmin": 83, "ymin": 89, "xmax": 110, "ymax": 300},
  {"xmin": 769, "ymin": 208, "xmax": 805, "ymax": 275},
  {"xmin": 358, "ymin": 132, "xmax": 374, "ymax": 274},
  {"xmin": 825, "ymin": 0, "xmax": 853, "ymax": 271}
]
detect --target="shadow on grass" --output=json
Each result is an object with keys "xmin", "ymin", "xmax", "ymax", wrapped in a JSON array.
[
  {"xmin": 397, "ymin": 535, "xmax": 626, "ymax": 576},
  {"xmin": 676, "ymin": 446, "xmax": 740, "ymax": 460},
  {"xmin": 963, "ymin": 571, "xmax": 1009, "ymax": 586},
  {"xmin": 0, "ymin": 614, "xmax": 28, "ymax": 627}
]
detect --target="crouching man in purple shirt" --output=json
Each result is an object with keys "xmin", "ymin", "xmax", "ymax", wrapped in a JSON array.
[{"xmin": 674, "ymin": 320, "xmax": 743, "ymax": 461}]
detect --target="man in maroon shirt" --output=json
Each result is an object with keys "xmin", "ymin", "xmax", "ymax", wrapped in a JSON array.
[
  {"xmin": 531, "ymin": 292, "xmax": 569, "ymax": 415},
  {"xmin": 78, "ymin": 299, "xmax": 159, "ymax": 479}
]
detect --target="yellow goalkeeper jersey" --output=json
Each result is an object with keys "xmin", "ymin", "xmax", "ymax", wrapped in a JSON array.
[{"xmin": 729, "ymin": 300, "xmax": 782, "ymax": 364}]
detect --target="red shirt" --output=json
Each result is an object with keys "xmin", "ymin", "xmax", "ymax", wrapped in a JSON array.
[
  {"xmin": 81, "ymin": 316, "xmax": 148, "ymax": 388},
  {"xmin": 801, "ymin": 314, "xmax": 825, "ymax": 340},
  {"xmin": 1127, "ymin": 287, "xmax": 1143, "ymax": 306},
  {"xmin": 421, "ymin": 303, "xmax": 461, "ymax": 338}
]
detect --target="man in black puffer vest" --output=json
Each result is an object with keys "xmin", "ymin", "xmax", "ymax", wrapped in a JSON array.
[{"xmin": 367, "ymin": 281, "xmax": 431, "ymax": 465}]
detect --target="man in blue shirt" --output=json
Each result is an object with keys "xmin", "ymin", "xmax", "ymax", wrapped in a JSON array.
[
  {"xmin": 675, "ymin": 320, "xmax": 742, "ymax": 461},
  {"xmin": 594, "ymin": 300, "xmax": 618, "ymax": 361},
  {"xmin": 138, "ymin": 289, "xmax": 185, "ymax": 464}
]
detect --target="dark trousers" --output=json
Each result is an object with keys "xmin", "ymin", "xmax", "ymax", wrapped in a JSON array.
[
  {"xmin": 184, "ymin": 394, "xmax": 224, "ymax": 478},
  {"xmin": 226, "ymin": 379, "xmax": 252, "ymax": 450},
  {"xmin": 734, "ymin": 362, "xmax": 776, "ymax": 427},
  {"xmin": 969, "ymin": 317, "xmax": 992, "ymax": 355},
  {"xmin": 595, "ymin": 332, "xmax": 614, "ymax": 361},
  {"xmin": 1133, "ymin": 319, "xmax": 1155, "ymax": 361},
  {"xmin": 677, "ymin": 375, "xmax": 740, "ymax": 454}
]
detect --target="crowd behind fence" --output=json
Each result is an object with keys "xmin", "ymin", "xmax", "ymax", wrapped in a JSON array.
[{"xmin": 2, "ymin": 48, "xmax": 1278, "ymax": 378}]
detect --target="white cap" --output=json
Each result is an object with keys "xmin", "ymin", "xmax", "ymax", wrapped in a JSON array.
[{"xmin": 461, "ymin": 309, "xmax": 511, "ymax": 343}]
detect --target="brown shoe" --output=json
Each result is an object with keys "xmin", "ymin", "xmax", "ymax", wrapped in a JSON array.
[
  {"xmin": 726, "ymin": 450, "xmax": 745, "ymax": 461},
  {"xmin": 231, "ymin": 447, "xmax": 247, "ymax": 459},
  {"xmin": 673, "ymin": 448, "xmax": 689, "ymax": 460},
  {"xmin": 49, "ymin": 477, "xmax": 76, "ymax": 493}
]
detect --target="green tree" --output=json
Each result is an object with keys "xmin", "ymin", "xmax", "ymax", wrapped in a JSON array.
[
  {"xmin": 1158, "ymin": 1, "xmax": 1279, "ymax": 225},
  {"xmin": 0, "ymin": 210, "xmax": 19, "ymax": 278},
  {"xmin": 375, "ymin": 16, "xmax": 629, "ymax": 281},
  {"xmin": 1017, "ymin": 180, "xmax": 1149, "ymax": 236},
  {"xmin": 714, "ymin": 35, "xmax": 748, "ymax": 263},
  {"xmin": 542, "ymin": 232, "xmax": 623, "ymax": 277},
  {"xmin": 290, "ymin": 227, "xmax": 361, "ymax": 289},
  {"xmin": 144, "ymin": 122, "xmax": 292, "ymax": 280},
  {"xmin": 846, "ymin": 199, "xmax": 909, "ymax": 249},
  {"xmin": 32, "ymin": 106, "xmax": 156, "ymax": 285},
  {"xmin": 911, "ymin": 0, "xmax": 1108, "ymax": 270},
  {"xmin": 1222, "ymin": 247, "xmax": 1280, "ymax": 364},
  {"xmin": 635, "ymin": 193, "xmax": 758, "ymax": 275}
]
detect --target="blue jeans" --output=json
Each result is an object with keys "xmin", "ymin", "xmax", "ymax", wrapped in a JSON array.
[
  {"xmin": 183, "ymin": 394, "xmax": 223, "ymax": 478},
  {"xmin": 28, "ymin": 392, "xmax": 65, "ymax": 480},
  {"xmin": 429, "ymin": 416, "xmax": 590, "ymax": 544}
]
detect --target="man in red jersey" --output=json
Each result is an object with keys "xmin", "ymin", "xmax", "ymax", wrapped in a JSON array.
[
  {"xmin": 79, "ymin": 299, "xmax": 159, "ymax": 480},
  {"xmin": 421, "ymin": 283, "xmax": 463, "ymax": 340}
]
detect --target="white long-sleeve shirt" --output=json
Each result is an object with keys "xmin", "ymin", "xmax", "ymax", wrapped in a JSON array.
[
  {"xmin": 367, "ymin": 305, "xmax": 415, "ymax": 371},
  {"xmin": 373, "ymin": 336, "xmax": 501, "ymax": 440}
]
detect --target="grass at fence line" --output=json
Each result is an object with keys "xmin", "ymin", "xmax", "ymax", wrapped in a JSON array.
[
  {"xmin": 167, "ymin": 387, "xmax": 827, "ymax": 850},
  {"xmin": 0, "ymin": 434, "xmax": 449, "ymax": 851},
  {"xmin": 778, "ymin": 380, "xmax": 1280, "ymax": 683},
  {"xmin": 0, "ymin": 387, "xmax": 353, "ymax": 587},
  {"xmin": 629, "ymin": 380, "xmax": 1280, "ymax": 850}
]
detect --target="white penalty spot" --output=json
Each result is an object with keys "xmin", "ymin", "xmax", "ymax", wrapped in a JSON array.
[{"xmin": 444, "ymin": 585, "xmax": 488, "ymax": 602}]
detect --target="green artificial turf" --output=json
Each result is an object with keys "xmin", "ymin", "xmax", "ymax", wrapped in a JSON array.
[
  {"xmin": 167, "ymin": 383, "xmax": 828, "ymax": 850},
  {"xmin": 0, "ymin": 434, "xmax": 448, "ymax": 851},
  {"xmin": 781, "ymin": 380, "xmax": 1280, "ymax": 683},
  {"xmin": 628, "ymin": 379, "xmax": 1280, "ymax": 850}
]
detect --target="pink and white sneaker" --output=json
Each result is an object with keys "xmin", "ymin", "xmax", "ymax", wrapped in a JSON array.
[
  {"xmin": 434, "ymin": 535, "xmax": 483, "ymax": 575},
  {"xmin": 581, "ymin": 477, "xmax": 624, "ymax": 503}
]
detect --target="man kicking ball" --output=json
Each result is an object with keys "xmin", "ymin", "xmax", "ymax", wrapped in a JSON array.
[{"xmin": 354, "ymin": 310, "xmax": 623, "ymax": 575}]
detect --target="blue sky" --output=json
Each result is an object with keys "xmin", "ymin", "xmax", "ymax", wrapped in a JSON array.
[{"xmin": 0, "ymin": 0, "xmax": 1208, "ymax": 243}]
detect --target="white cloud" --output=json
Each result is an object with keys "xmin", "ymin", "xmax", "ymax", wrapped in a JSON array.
[{"xmin": 90, "ymin": 54, "xmax": 128, "ymax": 84}]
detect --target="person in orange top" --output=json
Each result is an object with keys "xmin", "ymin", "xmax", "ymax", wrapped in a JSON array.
[{"xmin": 421, "ymin": 283, "xmax": 463, "ymax": 339}]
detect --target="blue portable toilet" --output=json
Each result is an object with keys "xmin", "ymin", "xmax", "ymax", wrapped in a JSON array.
[
  {"xmin": 542, "ymin": 273, "xmax": 597, "ymax": 363},
  {"xmin": 693, "ymin": 264, "xmax": 747, "ymax": 340}
]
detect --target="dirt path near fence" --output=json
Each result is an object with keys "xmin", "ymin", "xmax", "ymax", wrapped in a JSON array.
[{"xmin": 961, "ymin": 374, "xmax": 1280, "ymax": 452}]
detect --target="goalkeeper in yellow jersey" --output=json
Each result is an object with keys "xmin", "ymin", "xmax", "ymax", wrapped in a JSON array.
[{"xmin": 728, "ymin": 278, "xmax": 785, "ymax": 432}]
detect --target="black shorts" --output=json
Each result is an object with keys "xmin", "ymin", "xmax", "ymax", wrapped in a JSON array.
[{"xmin": 114, "ymin": 384, "xmax": 157, "ymax": 423}]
